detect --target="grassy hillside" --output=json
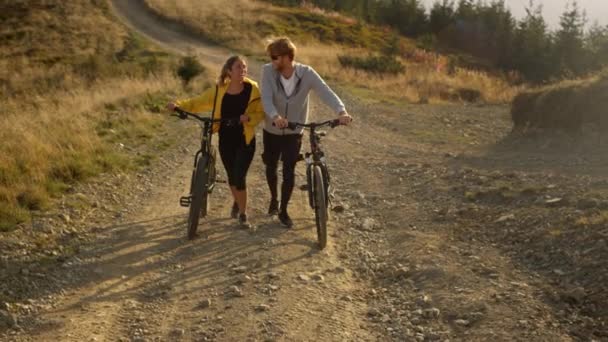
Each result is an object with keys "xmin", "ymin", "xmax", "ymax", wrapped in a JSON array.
[
  {"xmin": 144, "ymin": 0, "xmax": 520, "ymax": 104},
  {"xmin": 0, "ymin": 1, "xmax": 202, "ymax": 230},
  {"xmin": 1, "ymin": 1, "xmax": 168, "ymax": 98},
  {"xmin": 511, "ymin": 69, "xmax": 608, "ymax": 135}
]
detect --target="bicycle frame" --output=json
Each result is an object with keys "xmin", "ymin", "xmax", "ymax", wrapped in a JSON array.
[
  {"xmin": 174, "ymin": 108, "xmax": 238, "ymax": 206},
  {"xmin": 286, "ymin": 120, "xmax": 340, "ymax": 209},
  {"xmin": 192, "ymin": 120, "xmax": 213, "ymax": 176}
]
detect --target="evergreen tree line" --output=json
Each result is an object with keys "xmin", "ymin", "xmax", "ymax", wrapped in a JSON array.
[{"xmin": 266, "ymin": 0, "xmax": 608, "ymax": 82}]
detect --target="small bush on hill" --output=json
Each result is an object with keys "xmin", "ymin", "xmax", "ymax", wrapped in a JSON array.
[
  {"xmin": 338, "ymin": 55, "xmax": 405, "ymax": 74},
  {"xmin": 177, "ymin": 56, "xmax": 205, "ymax": 86}
]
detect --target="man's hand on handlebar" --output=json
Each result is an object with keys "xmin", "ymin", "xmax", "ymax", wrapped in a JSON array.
[
  {"xmin": 273, "ymin": 115, "xmax": 289, "ymax": 129},
  {"xmin": 338, "ymin": 111, "xmax": 352, "ymax": 126}
]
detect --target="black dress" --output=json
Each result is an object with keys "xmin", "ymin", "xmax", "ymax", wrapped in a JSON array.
[{"xmin": 218, "ymin": 83, "xmax": 255, "ymax": 191}]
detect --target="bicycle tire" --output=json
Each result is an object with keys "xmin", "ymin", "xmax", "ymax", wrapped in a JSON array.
[
  {"xmin": 313, "ymin": 165, "xmax": 328, "ymax": 249},
  {"xmin": 187, "ymin": 156, "xmax": 209, "ymax": 240},
  {"xmin": 203, "ymin": 147, "xmax": 217, "ymax": 211}
]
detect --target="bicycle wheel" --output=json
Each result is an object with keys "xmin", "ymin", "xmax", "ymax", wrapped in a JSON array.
[
  {"xmin": 313, "ymin": 165, "xmax": 328, "ymax": 249},
  {"xmin": 202, "ymin": 147, "xmax": 217, "ymax": 211},
  {"xmin": 188, "ymin": 156, "xmax": 209, "ymax": 240}
]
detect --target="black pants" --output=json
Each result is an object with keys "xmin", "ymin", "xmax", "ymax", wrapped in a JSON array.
[
  {"xmin": 219, "ymin": 136, "xmax": 255, "ymax": 191},
  {"xmin": 262, "ymin": 130, "xmax": 302, "ymax": 213}
]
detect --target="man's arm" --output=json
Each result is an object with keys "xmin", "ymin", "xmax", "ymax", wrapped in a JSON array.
[
  {"xmin": 260, "ymin": 65, "xmax": 279, "ymax": 120},
  {"xmin": 309, "ymin": 67, "xmax": 346, "ymax": 115}
]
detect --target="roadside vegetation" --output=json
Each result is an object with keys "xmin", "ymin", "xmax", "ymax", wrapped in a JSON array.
[
  {"xmin": 511, "ymin": 68, "xmax": 608, "ymax": 135},
  {"xmin": 0, "ymin": 1, "xmax": 209, "ymax": 230},
  {"xmin": 144, "ymin": 0, "xmax": 521, "ymax": 104}
]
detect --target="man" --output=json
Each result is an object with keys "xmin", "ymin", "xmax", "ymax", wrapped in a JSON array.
[{"xmin": 260, "ymin": 37, "xmax": 352, "ymax": 228}]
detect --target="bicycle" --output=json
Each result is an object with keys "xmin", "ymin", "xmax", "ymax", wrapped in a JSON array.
[
  {"xmin": 172, "ymin": 107, "xmax": 239, "ymax": 240},
  {"xmin": 284, "ymin": 119, "xmax": 343, "ymax": 249}
]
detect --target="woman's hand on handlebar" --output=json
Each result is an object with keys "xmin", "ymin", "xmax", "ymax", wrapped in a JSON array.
[{"xmin": 166, "ymin": 102, "xmax": 177, "ymax": 112}]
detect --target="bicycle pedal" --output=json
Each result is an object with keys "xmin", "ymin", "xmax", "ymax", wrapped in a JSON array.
[{"xmin": 179, "ymin": 195, "xmax": 192, "ymax": 207}]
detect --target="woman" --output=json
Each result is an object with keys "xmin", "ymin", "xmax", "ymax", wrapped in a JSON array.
[{"xmin": 167, "ymin": 56, "xmax": 264, "ymax": 228}]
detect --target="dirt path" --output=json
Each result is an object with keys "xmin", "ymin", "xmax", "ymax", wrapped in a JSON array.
[
  {"xmin": 3, "ymin": 1, "xmax": 607, "ymax": 341},
  {"xmin": 2, "ymin": 1, "xmax": 374, "ymax": 341},
  {"xmin": 109, "ymin": 0, "xmax": 228, "ymax": 64}
]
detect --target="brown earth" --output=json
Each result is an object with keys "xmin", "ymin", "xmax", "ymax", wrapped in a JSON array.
[{"xmin": 1, "ymin": 1, "xmax": 608, "ymax": 341}]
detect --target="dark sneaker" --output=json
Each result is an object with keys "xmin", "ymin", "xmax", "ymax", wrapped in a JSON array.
[
  {"xmin": 268, "ymin": 199, "xmax": 279, "ymax": 216},
  {"xmin": 230, "ymin": 202, "xmax": 239, "ymax": 219},
  {"xmin": 238, "ymin": 213, "xmax": 251, "ymax": 229},
  {"xmin": 278, "ymin": 211, "xmax": 293, "ymax": 228}
]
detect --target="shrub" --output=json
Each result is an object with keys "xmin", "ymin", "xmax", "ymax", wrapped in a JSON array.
[
  {"xmin": 177, "ymin": 56, "xmax": 205, "ymax": 86},
  {"xmin": 338, "ymin": 55, "xmax": 405, "ymax": 74},
  {"xmin": 511, "ymin": 69, "xmax": 608, "ymax": 134},
  {"xmin": 457, "ymin": 88, "xmax": 482, "ymax": 103}
]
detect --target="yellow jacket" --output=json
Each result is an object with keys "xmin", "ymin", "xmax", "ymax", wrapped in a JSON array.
[{"xmin": 176, "ymin": 77, "xmax": 264, "ymax": 144}]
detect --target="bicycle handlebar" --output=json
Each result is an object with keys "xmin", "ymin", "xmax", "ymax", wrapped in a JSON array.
[
  {"xmin": 172, "ymin": 107, "xmax": 241, "ymax": 125},
  {"xmin": 273, "ymin": 119, "xmax": 342, "ymax": 130}
]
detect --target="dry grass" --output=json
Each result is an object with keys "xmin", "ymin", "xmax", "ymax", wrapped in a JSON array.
[
  {"xmin": 1, "ymin": 1, "xmax": 176, "ymax": 99},
  {"xmin": 144, "ymin": 0, "xmax": 268, "ymax": 50},
  {"xmin": 0, "ymin": 0, "xmax": 200, "ymax": 230},
  {"xmin": 297, "ymin": 44, "xmax": 521, "ymax": 104},
  {"xmin": 144, "ymin": 0, "xmax": 519, "ymax": 104},
  {"xmin": 511, "ymin": 69, "xmax": 608, "ymax": 133},
  {"xmin": 0, "ymin": 74, "xmax": 182, "ymax": 231},
  {"xmin": 1, "ymin": 0, "xmax": 123, "ymax": 97},
  {"xmin": 576, "ymin": 211, "xmax": 608, "ymax": 227}
]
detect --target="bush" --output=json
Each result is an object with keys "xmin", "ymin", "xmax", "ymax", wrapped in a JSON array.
[
  {"xmin": 0, "ymin": 203, "xmax": 28, "ymax": 232},
  {"xmin": 511, "ymin": 70, "xmax": 608, "ymax": 134},
  {"xmin": 177, "ymin": 56, "xmax": 205, "ymax": 86},
  {"xmin": 457, "ymin": 88, "xmax": 482, "ymax": 103},
  {"xmin": 338, "ymin": 55, "xmax": 405, "ymax": 74}
]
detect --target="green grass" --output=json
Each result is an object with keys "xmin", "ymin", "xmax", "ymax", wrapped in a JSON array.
[
  {"xmin": 0, "ymin": 204, "xmax": 29, "ymax": 232},
  {"xmin": 338, "ymin": 55, "xmax": 405, "ymax": 74},
  {"xmin": 136, "ymin": 153, "xmax": 156, "ymax": 167}
]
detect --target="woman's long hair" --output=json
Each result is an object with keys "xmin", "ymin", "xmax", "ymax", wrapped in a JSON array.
[{"xmin": 218, "ymin": 55, "xmax": 245, "ymax": 85}]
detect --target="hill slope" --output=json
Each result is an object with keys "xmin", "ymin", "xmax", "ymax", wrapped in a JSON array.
[
  {"xmin": 143, "ymin": 0, "xmax": 520, "ymax": 104},
  {"xmin": 0, "ymin": 0, "xmax": 184, "ymax": 230},
  {"xmin": 512, "ymin": 69, "xmax": 608, "ymax": 135}
]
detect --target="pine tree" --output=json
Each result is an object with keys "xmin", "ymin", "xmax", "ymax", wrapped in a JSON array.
[
  {"xmin": 455, "ymin": 0, "xmax": 476, "ymax": 22},
  {"xmin": 378, "ymin": 0, "xmax": 428, "ymax": 37},
  {"xmin": 512, "ymin": 0, "xmax": 554, "ymax": 82},
  {"xmin": 430, "ymin": 0, "xmax": 455, "ymax": 35},
  {"xmin": 554, "ymin": 0, "xmax": 588, "ymax": 76},
  {"xmin": 585, "ymin": 22, "xmax": 608, "ymax": 70},
  {"xmin": 477, "ymin": 1, "xmax": 516, "ymax": 69}
]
